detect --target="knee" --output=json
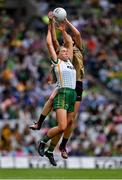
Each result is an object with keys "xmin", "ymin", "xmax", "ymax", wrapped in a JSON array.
[{"xmin": 59, "ymin": 124, "xmax": 67, "ymax": 132}]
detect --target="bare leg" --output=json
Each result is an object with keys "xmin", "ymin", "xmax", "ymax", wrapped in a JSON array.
[
  {"xmin": 46, "ymin": 111, "xmax": 75, "ymax": 159},
  {"xmin": 30, "ymin": 88, "xmax": 57, "ymax": 130},
  {"xmin": 41, "ymin": 89, "xmax": 57, "ymax": 115},
  {"xmin": 47, "ymin": 112, "xmax": 74, "ymax": 153},
  {"xmin": 46, "ymin": 109, "xmax": 67, "ymax": 138},
  {"xmin": 59, "ymin": 102, "xmax": 81, "ymax": 158},
  {"xmin": 37, "ymin": 109, "xmax": 67, "ymax": 157},
  {"xmin": 45, "ymin": 112, "xmax": 75, "ymax": 161}
]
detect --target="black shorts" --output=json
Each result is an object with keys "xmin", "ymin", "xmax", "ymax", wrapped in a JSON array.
[{"xmin": 75, "ymin": 81, "xmax": 83, "ymax": 101}]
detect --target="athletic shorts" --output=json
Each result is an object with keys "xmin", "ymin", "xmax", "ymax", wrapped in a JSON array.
[
  {"xmin": 53, "ymin": 88, "xmax": 76, "ymax": 112},
  {"xmin": 75, "ymin": 81, "xmax": 83, "ymax": 101}
]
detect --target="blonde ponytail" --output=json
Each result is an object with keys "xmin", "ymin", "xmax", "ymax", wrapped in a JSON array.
[{"xmin": 72, "ymin": 47, "xmax": 84, "ymax": 80}]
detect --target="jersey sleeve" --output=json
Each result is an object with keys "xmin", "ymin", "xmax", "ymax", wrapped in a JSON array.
[{"xmin": 51, "ymin": 58, "xmax": 60, "ymax": 65}]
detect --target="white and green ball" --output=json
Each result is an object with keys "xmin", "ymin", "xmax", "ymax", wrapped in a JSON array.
[{"xmin": 53, "ymin": 7, "xmax": 67, "ymax": 22}]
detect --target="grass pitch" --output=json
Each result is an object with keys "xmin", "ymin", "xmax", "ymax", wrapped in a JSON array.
[{"xmin": 0, "ymin": 168, "xmax": 122, "ymax": 179}]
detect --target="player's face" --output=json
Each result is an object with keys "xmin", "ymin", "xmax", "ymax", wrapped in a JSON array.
[{"xmin": 58, "ymin": 47, "xmax": 69, "ymax": 60}]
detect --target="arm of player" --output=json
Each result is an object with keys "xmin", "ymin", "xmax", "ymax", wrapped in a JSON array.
[
  {"xmin": 62, "ymin": 30, "xmax": 73, "ymax": 61},
  {"xmin": 48, "ymin": 11, "xmax": 60, "ymax": 52},
  {"xmin": 52, "ymin": 20, "xmax": 60, "ymax": 51},
  {"xmin": 46, "ymin": 22, "xmax": 57, "ymax": 63},
  {"xmin": 57, "ymin": 23, "xmax": 73, "ymax": 61},
  {"xmin": 65, "ymin": 18, "xmax": 83, "ymax": 50}
]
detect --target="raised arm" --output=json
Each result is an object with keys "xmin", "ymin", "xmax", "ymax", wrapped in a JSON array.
[
  {"xmin": 62, "ymin": 30, "xmax": 73, "ymax": 60},
  {"xmin": 51, "ymin": 20, "xmax": 60, "ymax": 51},
  {"xmin": 46, "ymin": 22, "xmax": 57, "ymax": 62},
  {"xmin": 48, "ymin": 11, "xmax": 60, "ymax": 51},
  {"xmin": 65, "ymin": 18, "xmax": 83, "ymax": 50},
  {"xmin": 57, "ymin": 23, "xmax": 73, "ymax": 61}
]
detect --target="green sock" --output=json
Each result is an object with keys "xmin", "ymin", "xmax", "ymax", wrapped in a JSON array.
[
  {"xmin": 47, "ymin": 144, "xmax": 55, "ymax": 153},
  {"xmin": 42, "ymin": 135, "xmax": 50, "ymax": 143}
]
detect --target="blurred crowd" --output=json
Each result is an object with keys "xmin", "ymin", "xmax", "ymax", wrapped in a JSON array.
[{"xmin": 0, "ymin": 0, "xmax": 122, "ymax": 157}]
